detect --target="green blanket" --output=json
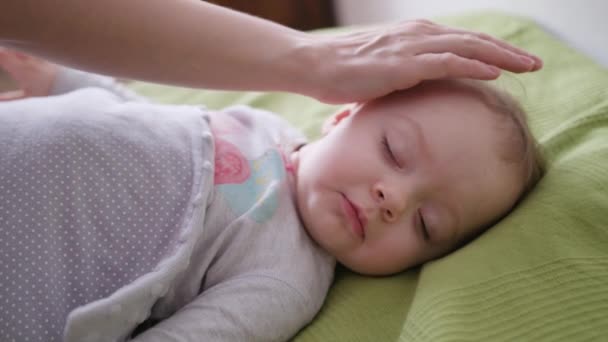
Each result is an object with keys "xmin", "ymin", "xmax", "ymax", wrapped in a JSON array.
[{"xmin": 129, "ymin": 12, "xmax": 608, "ymax": 342}]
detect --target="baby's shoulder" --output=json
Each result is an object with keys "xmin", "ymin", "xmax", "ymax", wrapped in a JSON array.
[{"xmin": 217, "ymin": 105, "xmax": 306, "ymax": 141}]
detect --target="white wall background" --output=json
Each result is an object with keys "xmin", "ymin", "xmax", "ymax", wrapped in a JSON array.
[{"xmin": 334, "ymin": 0, "xmax": 608, "ymax": 67}]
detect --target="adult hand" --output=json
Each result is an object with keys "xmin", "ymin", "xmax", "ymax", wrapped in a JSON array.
[
  {"xmin": 0, "ymin": 48, "xmax": 58, "ymax": 100},
  {"xmin": 0, "ymin": 1, "xmax": 542, "ymax": 105},
  {"xmin": 305, "ymin": 19, "xmax": 542, "ymax": 104}
]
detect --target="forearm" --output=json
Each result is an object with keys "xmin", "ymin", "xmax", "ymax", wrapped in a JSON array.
[
  {"xmin": 0, "ymin": 0, "xmax": 316, "ymax": 94},
  {"xmin": 2, "ymin": 1, "xmax": 543, "ymax": 104}
]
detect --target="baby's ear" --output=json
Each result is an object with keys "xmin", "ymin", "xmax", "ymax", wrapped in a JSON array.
[{"xmin": 321, "ymin": 106, "xmax": 352, "ymax": 136}]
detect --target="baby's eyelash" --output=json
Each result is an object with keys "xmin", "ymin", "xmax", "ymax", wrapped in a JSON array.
[
  {"xmin": 418, "ymin": 210, "xmax": 430, "ymax": 242},
  {"xmin": 381, "ymin": 135, "xmax": 399, "ymax": 166}
]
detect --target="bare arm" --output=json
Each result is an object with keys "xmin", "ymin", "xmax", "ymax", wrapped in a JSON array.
[
  {"xmin": 0, "ymin": 0, "xmax": 542, "ymax": 104},
  {"xmin": 0, "ymin": 0, "xmax": 312, "ymax": 94}
]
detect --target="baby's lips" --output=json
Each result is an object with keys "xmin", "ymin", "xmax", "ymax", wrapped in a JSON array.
[{"xmin": 358, "ymin": 211, "xmax": 368, "ymax": 236}]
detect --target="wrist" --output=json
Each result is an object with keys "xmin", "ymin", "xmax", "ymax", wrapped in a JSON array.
[
  {"xmin": 277, "ymin": 31, "xmax": 328, "ymax": 99},
  {"xmin": 283, "ymin": 33, "xmax": 353, "ymax": 104}
]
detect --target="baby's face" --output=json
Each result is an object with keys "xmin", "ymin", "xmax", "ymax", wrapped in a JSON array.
[{"xmin": 291, "ymin": 84, "xmax": 523, "ymax": 275}]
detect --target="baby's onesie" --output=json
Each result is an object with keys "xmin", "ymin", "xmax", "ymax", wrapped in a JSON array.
[
  {"xmin": 0, "ymin": 68, "xmax": 335, "ymax": 342},
  {"xmin": 135, "ymin": 104, "xmax": 336, "ymax": 341}
]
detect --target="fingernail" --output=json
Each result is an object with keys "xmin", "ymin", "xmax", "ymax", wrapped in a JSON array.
[
  {"xmin": 520, "ymin": 56, "xmax": 535, "ymax": 68},
  {"xmin": 532, "ymin": 55, "xmax": 543, "ymax": 69}
]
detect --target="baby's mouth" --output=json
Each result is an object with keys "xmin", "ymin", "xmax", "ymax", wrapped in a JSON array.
[{"xmin": 341, "ymin": 194, "xmax": 366, "ymax": 239}]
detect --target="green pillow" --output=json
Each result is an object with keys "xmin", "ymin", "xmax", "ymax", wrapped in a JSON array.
[{"xmin": 129, "ymin": 12, "xmax": 608, "ymax": 341}]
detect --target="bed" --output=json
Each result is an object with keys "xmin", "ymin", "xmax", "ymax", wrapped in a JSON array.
[{"xmin": 128, "ymin": 12, "xmax": 608, "ymax": 341}]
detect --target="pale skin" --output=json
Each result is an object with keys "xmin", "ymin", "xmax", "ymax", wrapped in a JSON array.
[
  {"xmin": 1, "ymin": 51, "xmax": 522, "ymax": 277},
  {"xmin": 292, "ymin": 83, "xmax": 523, "ymax": 275},
  {"xmin": 0, "ymin": 0, "xmax": 541, "ymax": 104}
]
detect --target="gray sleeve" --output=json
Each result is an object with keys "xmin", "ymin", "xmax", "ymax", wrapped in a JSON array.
[
  {"xmin": 132, "ymin": 275, "xmax": 317, "ymax": 342},
  {"xmin": 50, "ymin": 66, "xmax": 149, "ymax": 102}
]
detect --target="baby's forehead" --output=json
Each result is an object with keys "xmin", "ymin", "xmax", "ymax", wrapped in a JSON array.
[
  {"xmin": 365, "ymin": 82, "xmax": 489, "ymax": 121},
  {"xmin": 393, "ymin": 81, "xmax": 486, "ymax": 105}
]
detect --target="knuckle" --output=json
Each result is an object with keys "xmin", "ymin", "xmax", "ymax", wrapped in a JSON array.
[
  {"xmin": 477, "ymin": 32, "xmax": 492, "ymax": 41},
  {"xmin": 404, "ymin": 19, "xmax": 432, "ymax": 32},
  {"xmin": 413, "ymin": 19, "xmax": 435, "ymax": 26},
  {"xmin": 439, "ymin": 52, "xmax": 457, "ymax": 65},
  {"xmin": 462, "ymin": 33, "xmax": 478, "ymax": 45},
  {"xmin": 434, "ymin": 53, "xmax": 457, "ymax": 77}
]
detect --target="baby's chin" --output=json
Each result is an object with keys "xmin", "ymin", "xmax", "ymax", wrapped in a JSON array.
[
  {"xmin": 337, "ymin": 241, "xmax": 440, "ymax": 276},
  {"xmin": 339, "ymin": 257, "xmax": 410, "ymax": 276}
]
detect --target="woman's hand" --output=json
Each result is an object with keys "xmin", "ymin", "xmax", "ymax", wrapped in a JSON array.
[
  {"xmin": 0, "ymin": 0, "xmax": 542, "ymax": 104},
  {"xmin": 305, "ymin": 19, "xmax": 543, "ymax": 104},
  {"xmin": 0, "ymin": 48, "xmax": 58, "ymax": 100}
]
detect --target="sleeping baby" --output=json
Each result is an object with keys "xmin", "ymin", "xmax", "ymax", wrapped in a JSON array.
[{"xmin": 0, "ymin": 51, "xmax": 544, "ymax": 341}]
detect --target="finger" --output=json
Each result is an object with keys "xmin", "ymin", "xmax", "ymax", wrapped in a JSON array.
[
  {"xmin": 413, "ymin": 34, "xmax": 537, "ymax": 73},
  {"xmin": 410, "ymin": 52, "xmax": 502, "ymax": 82},
  {"xmin": 0, "ymin": 60, "xmax": 24, "ymax": 86},
  {"xmin": 0, "ymin": 50, "xmax": 34, "ymax": 85},
  {"xmin": 0, "ymin": 47, "xmax": 33, "ymax": 60},
  {"xmin": 0, "ymin": 49, "xmax": 37, "ymax": 69},
  {"xmin": 0, "ymin": 90, "xmax": 26, "ymax": 101},
  {"xmin": 426, "ymin": 24, "xmax": 542, "ymax": 70},
  {"xmin": 0, "ymin": 49, "xmax": 21, "ymax": 72}
]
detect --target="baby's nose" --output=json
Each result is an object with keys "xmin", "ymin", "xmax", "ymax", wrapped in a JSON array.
[{"xmin": 374, "ymin": 184, "xmax": 408, "ymax": 223}]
